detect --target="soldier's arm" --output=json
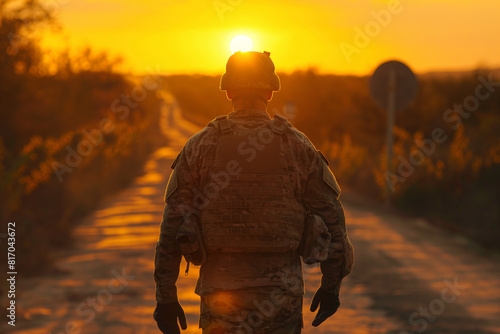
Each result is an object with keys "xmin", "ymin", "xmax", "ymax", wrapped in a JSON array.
[
  {"xmin": 302, "ymin": 151, "xmax": 354, "ymax": 294},
  {"xmin": 154, "ymin": 150, "xmax": 197, "ymax": 303}
]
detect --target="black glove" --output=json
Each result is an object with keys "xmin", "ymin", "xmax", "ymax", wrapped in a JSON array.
[
  {"xmin": 153, "ymin": 301, "xmax": 187, "ymax": 334},
  {"xmin": 310, "ymin": 287, "xmax": 340, "ymax": 327}
]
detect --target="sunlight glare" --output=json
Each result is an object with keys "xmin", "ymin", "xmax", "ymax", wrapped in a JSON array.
[{"xmin": 230, "ymin": 35, "xmax": 253, "ymax": 53}]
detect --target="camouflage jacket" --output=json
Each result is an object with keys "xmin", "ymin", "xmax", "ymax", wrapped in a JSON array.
[{"xmin": 154, "ymin": 109, "xmax": 354, "ymax": 303}]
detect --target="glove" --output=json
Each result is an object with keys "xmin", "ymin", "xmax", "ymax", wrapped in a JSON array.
[
  {"xmin": 310, "ymin": 287, "xmax": 340, "ymax": 327},
  {"xmin": 153, "ymin": 301, "xmax": 187, "ymax": 334}
]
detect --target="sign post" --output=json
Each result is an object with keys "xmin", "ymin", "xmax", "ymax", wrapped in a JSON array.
[{"xmin": 370, "ymin": 60, "xmax": 417, "ymax": 205}]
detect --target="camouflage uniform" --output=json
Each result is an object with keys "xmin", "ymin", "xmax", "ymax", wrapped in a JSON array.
[{"xmin": 154, "ymin": 109, "xmax": 354, "ymax": 333}]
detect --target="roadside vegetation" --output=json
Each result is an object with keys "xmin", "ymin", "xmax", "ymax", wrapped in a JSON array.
[{"xmin": 0, "ymin": 0, "xmax": 164, "ymax": 293}]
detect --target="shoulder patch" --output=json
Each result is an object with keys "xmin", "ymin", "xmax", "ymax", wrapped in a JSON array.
[
  {"xmin": 164, "ymin": 167, "xmax": 178, "ymax": 202},
  {"xmin": 318, "ymin": 150, "xmax": 329, "ymax": 166},
  {"xmin": 171, "ymin": 153, "xmax": 181, "ymax": 169},
  {"xmin": 322, "ymin": 163, "xmax": 341, "ymax": 199}
]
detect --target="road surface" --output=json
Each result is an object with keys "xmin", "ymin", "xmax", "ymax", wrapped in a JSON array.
[{"xmin": 5, "ymin": 94, "xmax": 500, "ymax": 334}]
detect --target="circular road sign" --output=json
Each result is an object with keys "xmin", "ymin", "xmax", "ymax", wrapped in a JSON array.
[{"xmin": 370, "ymin": 60, "xmax": 418, "ymax": 112}]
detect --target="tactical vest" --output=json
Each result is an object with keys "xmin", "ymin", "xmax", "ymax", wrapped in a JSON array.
[{"xmin": 199, "ymin": 114, "xmax": 306, "ymax": 253}]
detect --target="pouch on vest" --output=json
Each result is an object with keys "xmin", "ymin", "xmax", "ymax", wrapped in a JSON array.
[
  {"xmin": 299, "ymin": 213, "xmax": 331, "ymax": 265},
  {"xmin": 176, "ymin": 215, "xmax": 207, "ymax": 266}
]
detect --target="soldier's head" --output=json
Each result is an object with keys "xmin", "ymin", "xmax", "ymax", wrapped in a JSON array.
[{"xmin": 220, "ymin": 51, "xmax": 280, "ymax": 108}]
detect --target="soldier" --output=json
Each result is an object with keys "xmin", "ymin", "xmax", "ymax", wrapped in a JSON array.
[{"xmin": 154, "ymin": 51, "xmax": 354, "ymax": 334}]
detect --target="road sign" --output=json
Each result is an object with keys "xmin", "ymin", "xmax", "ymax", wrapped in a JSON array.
[
  {"xmin": 370, "ymin": 60, "xmax": 417, "ymax": 112},
  {"xmin": 370, "ymin": 60, "xmax": 417, "ymax": 205}
]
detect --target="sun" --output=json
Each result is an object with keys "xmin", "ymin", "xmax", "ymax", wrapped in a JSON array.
[{"xmin": 230, "ymin": 35, "xmax": 253, "ymax": 53}]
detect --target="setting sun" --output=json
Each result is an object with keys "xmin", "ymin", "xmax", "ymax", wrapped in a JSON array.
[{"xmin": 229, "ymin": 35, "xmax": 254, "ymax": 53}]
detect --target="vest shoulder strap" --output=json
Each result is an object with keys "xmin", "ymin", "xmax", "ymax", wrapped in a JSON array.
[
  {"xmin": 270, "ymin": 114, "xmax": 290, "ymax": 134},
  {"xmin": 209, "ymin": 115, "xmax": 232, "ymax": 133}
]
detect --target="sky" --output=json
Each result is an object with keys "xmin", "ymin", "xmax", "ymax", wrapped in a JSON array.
[{"xmin": 40, "ymin": 0, "xmax": 500, "ymax": 76}]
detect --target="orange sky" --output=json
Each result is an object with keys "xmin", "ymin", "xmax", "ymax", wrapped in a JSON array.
[{"xmin": 41, "ymin": 0, "xmax": 500, "ymax": 76}]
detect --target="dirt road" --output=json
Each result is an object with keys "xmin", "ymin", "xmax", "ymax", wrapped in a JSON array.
[{"xmin": 5, "ymin": 97, "xmax": 500, "ymax": 334}]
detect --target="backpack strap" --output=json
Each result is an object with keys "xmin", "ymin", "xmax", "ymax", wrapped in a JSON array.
[
  {"xmin": 209, "ymin": 115, "xmax": 232, "ymax": 134},
  {"xmin": 270, "ymin": 114, "xmax": 289, "ymax": 134}
]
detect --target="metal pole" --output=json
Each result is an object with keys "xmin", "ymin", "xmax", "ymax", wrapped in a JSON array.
[{"xmin": 386, "ymin": 69, "xmax": 396, "ymax": 206}]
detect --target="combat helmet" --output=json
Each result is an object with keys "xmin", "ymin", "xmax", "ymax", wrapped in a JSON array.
[{"xmin": 220, "ymin": 51, "xmax": 280, "ymax": 92}]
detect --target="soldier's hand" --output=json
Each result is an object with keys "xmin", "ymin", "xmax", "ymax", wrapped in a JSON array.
[
  {"xmin": 310, "ymin": 287, "xmax": 340, "ymax": 327},
  {"xmin": 153, "ymin": 301, "xmax": 187, "ymax": 334}
]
